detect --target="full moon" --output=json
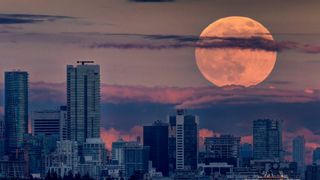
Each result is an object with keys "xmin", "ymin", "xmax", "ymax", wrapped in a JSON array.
[{"xmin": 195, "ymin": 16, "xmax": 277, "ymax": 87}]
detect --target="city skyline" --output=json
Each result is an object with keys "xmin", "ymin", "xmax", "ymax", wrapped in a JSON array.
[{"xmin": 0, "ymin": 0, "xmax": 319, "ymax": 178}]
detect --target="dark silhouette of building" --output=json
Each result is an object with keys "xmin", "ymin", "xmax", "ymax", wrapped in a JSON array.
[
  {"xmin": 305, "ymin": 164, "xmax": 320, "ymax": 180},
  {"xmin": 253, "ymin": 119, "xmax": 282, "ymax": 161},
  {"xmin": 143, "ymin": 120, "xmax": 169, "ymax": 176}
]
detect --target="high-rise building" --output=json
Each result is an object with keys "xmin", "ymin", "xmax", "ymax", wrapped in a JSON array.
[
  {"xmin": 4, "ymin": 71, "xmax": 28, "ymax": 155},
  {"xmin": 253, "ymin": 119, "xmax": 282, "ymax": 161},
  {"xmin": 112, "ymin": 138, "xmax": 126, "ymax": 166},
  {"xmin": 83, "ymin": 138, "xmax": 107, "ymax": 164},
  {"xmin": 143, "ymin": 120, "xmax": 169, "ymax": 176},
  {"xmin": 204, "ymin": 134, "xmax": 240, "ymax": 167},
  {"xmin": 312, "ymin": 147, "xmax": 320, "ymax": 165},
  {"xmin": 292, "ymin": 136, "xmax": 305, "ymax": 174},
  {"xmin": 67, "ymin": 62, "xmax": 100, "ymax": 143},
  {"xmin": 168, "ymin": 109, "xmax": 199, "ymax": 172}
]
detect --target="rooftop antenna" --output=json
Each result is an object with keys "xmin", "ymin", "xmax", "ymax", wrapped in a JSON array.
[{"xmin": 77, "ymin": 60, "xmax": 94, "ymax": 65}]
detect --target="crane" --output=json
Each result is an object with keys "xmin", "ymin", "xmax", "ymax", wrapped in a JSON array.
[{"xmin": 76, "ymin": 60, "xmax": 94, "ymax": 65}]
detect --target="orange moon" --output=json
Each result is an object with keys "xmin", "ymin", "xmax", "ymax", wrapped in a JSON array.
[{"xmin": 195, "ymin": 16, "xmax": 277, "ymax": 87}]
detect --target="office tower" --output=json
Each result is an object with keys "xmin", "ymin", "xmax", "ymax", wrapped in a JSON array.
[
  {"xmin": 123, "ymin": 142, "xmax": 149, "ymax": 178},
  {"xmin": 168, "ymin": 109, "xmax": 199, "ymax": 172},
  {"xmin": 67, "ymin": 61, "xmax": 100, "ymax": 143},
  {"xmin": 143, "ymin": 120, "xmax": 169, "ymax": 176},
  {"xmin": 4, "ymin": 71, "xmax": 28, "ymax": 155},
  {"xmin": 292, "ymin": 136, "xmax": 305, "ymax": 174},
  {"xmin": 253, "ymin": 119, "xmax": 282, "ymax": 161},
  {"xmin": 312, "ymin": 147, "xmax": 320, "ymax": 164},
  {"xmin": 204, "ymin": 134, "xmax": 240, "ymax": 167},
  {"xmin": 239, "ymin": 143, "xmax": 253, "ymax": 167},
  {"xmin": 32, "ymin": 109, "xmax": 61, "ymax": 138},
  {"xmin": 59, "ymin": 106, "xmax": 68, "ymax": 141}
]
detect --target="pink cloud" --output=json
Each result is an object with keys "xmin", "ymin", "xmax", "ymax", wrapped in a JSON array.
[
  {"xmin": 27, "ymin": 82, "xmax": 320, "ymax": 110},
  {"xmin": 100, "ymin": 126, "xmax": 143, "ymax": 150}
]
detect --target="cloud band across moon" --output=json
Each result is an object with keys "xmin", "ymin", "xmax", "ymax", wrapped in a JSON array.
[{"xmin": 88, "ymin": 34, "xmax": 320, "ymax": 54}]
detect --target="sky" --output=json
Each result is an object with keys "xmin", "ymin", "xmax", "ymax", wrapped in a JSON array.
[{"xmin": 0, "ymin": 0, "xmax": 320, "ymax": 162}]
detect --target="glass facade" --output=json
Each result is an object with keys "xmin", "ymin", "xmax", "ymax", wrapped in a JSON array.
[
  {"xmin": 67, "ymin": 64, "xmax": 100, "ymax": 143},
  {"xmin": 4, "ymin": 71, "xmax": 28, "ymax": 155}
]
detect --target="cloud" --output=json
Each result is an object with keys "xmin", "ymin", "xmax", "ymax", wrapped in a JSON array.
[
  {"xmin": 86, "ymin": 33, "xmax": 320, "ymax": 54},
  {"xmin": 25, "ymin": 82, "xmax": 320, "ymax": 109},
  {"xmin": 0, "ymin": 14, "xmax": 72, "ymax": 25},
  {"xmin": 100, "ymin": 126, "xmax": 143, "ymax": 150}
]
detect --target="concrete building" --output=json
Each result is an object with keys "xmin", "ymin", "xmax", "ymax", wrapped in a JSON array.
[
  {"xmin": 253, "ymin": 119, "xmax": 282, "ymax": 161},
  {"xmin": 67, "ymin": 61, "xmax": 100, "ymax": 143},
  {"xmin": 45, "ymin": 140, "xmax": 79, "ymax": 177},
  {"xmin": 168, "ymin": 109, "xmax": 199, "ymax": 172},
  {"xmin": 4, "ymin": 71, "xmax": 28, "ymax": 156}
]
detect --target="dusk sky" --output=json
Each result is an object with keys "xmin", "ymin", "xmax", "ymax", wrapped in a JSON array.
[{"xmin": 1, "ymin": 0, "xmax": 320, "ymax": 162}]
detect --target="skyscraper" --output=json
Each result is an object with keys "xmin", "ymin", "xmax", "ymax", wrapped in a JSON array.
[
  {"xmin": 168, "ymin": 109, "xmax": 199, "ymax": 172},
  {"xmin": 292, "ymin": 136, "xmax": 305, "ymax": 173},
  {"xmin": 67, "ymin": 61, "xmax": 100, "ymax": 143},
  {"xmin": 253, "ymin": 119, "xmax": 282, "ymax": 161},
  {"xmin": 204, "ymin": 134, "xmax": 240, "ymax": 167},
  {"xmin": 143, "ymin": 120, "xmax": 169, "ymax": 176},
  {"xmin": 4, "ymin": 71, "xmax": 28, "ymax": 155}
]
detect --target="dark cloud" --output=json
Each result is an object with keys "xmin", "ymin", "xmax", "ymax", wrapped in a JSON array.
[
  {"xmin": 87, "ymin": 33, "xmax": 320, "ymax": 54},
  {"xmin": 0, "ymin": 14, "xmax": 72, "ymax": 25}
]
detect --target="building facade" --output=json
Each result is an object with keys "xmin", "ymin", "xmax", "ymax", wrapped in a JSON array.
[
  {"xmin": 292, "ymin": 136, "xmax": 305, "ymax": 174},
  {"xmin": 4, "ymin": 71, "xmax": 28, "ymax": 156},
  {"xmin": 253, "ymin": 119, "xmax": 282, "ymax": 161},
  {"xmin": 168, "ymin": 109, "xmax": 199, "ymax": 172},
  {"xmin": 204, "ymin": 134, "xmax": 240, "ymax": 167},
  {"xmin": 143, "ymin": 120, "xmax": 169, "ymax": 176},
  {"xmin": 67, "ymin": 62, "xmax": 100, "ymax": 143}
]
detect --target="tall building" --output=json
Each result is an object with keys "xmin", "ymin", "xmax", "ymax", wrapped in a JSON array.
[
  {"xmin": 292, "ymin": 136, "xmax": 305, "ymax": 173},
  {"xmin": 204, "ymin": 134, "xmax": 240, "ymax": 167},
  {"xmin": 143, "ymin": 120, "xmax": 169, "ymax": 176},
  {"xmin": 253, "ymin": 119, "xmax": 282, "ymax": 161},
  {"xmin": 168, "ymin": 109, "xmax": 199, "ymax": 172},
  {"xmin": 312, "ymin": 147, "xmax": 320, "ymax": 165},
  {"xmin": 4, "ymin": 71, "xmax": 28, "ymax": 155},
  {"xmin": 67, "ymin": 61, "xmax": 100, "ymax": 143},
  {"xmin": 0, "ymin": 118, "xmax": 5, "ymax": 158}
]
